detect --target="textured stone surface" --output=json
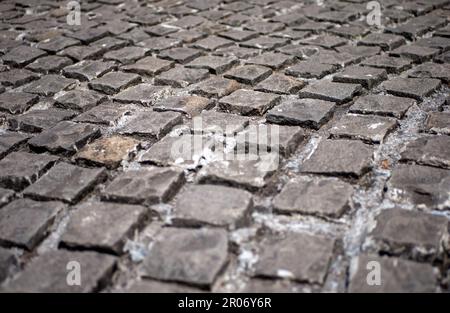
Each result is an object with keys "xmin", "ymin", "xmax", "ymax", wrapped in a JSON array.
[
  {"xmin": 0, "ymin": 92, "xmax": 38, "ymax": 114},
  {"xmin": 23, "ymin": 75, "xmax": 76, "ymax": 96},
  {"xmin": 381, "ymin": 77, "xmax": 441, "ymax": 101},
  {"xmin": 218, "ymin": 89, "xmax": 280, "ymax": 115},
  {"xmin": 118, "ymin": 111, "xmax": 182, "ymax": 139},
  {"xmin": 299, "ymin": 81, "xmax": 362, "ymax": 104},
  {"xmin": 89, "ymin": 72, "xmax": 141, "ymax": 95},
  {"xmin": 255, "ymin": 74, "xmax": 305, "ymax": 94},
  {"xmin": 0, "ymin": 131, "xmax": 29, "ymax": 159},
  {"xmin": 8, "ymin": 108, "xmax": 76, "ymax": 133},
  {"xmin": 400, "ymin": 136, "xmax": 450, "ymax": 169},
  {"xmin": 192, "ymin": 76, "xmax": 241, "ymax": 98},
  {"xmin": 350, "ymin": 95, "xmax": 415, "ymax": 119},
  {"xmin": 425, "ymin": 112, "xmax": 450, "ymax": 135},
  {"xmin": 333, "ymin": 66, "xmax": 387, "ymax": 89},
  {"xmin": 154, "ymin": 95, "xmax": 212, "ymax": 117},
  {"xmin": 224, "ymin": 65, "xmax": 272, "ymax": 86}
]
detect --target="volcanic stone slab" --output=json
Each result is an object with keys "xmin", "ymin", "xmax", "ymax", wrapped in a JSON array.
[
  {"xmin": 186, "ymin": 55, "xmax": 238, "ymax": 74},
  {"xmin": 155, "ymin": 66, "xmax": 209, "ymax": 88},
  {"xmin": 29, "ymin": 121, "xmax": 100, "ymax": 155},
  {"xmin": 361, "ymin": 55, "xmax": 412, "ymax": 74},
  {"xmin": 425, "ymin": 112, "xmax": 450, "ymax": 135},
  {"xmin": 153, "ymin": 95, "xmax": 212, "ymax": 117},
  {"xmin": 172, "ymin": 185, "xmax": 253, "ymax": 228},
  {"xmin": 224, "ymin": 65, "xmax": 272, "ymax": 85},
  {"xmin": 191, "ymin": 110, "xmax": 250, "ymax": 135},
  {"xmin": 350, "ymin": 95, "xmax": 416, "ymax": 119},
  {"xmin": 75, "ymin": 135, "xmax": 140, "ymax": 169},
  {"xmin": 0, "ymin": 69, "xmax": 39, "ymax": 87},
  {"xmin": 23, "ymin": 75, "xmax": 76, "ymax": 97},
  {"xmin": 0, "ymin": 92, "xmax": 38, "ymax": 114},
  {"xmin": 400, "ymin": 136, "xmax": 450, "ymax": 169},
  {"xmin": 23, "ymin": 162, "xmax": 106, "ymax": 204},
  {"xmin": 0, "ymin": 131, "xmax": 29, "ymax": 159},
  {"xmin": 114, "ymin": 84, "xmax": 167, "ymax": 106},
  {"xmin": 244, "ymin": 21, "xmax": 284, "ymax": 34},
  {"xmin": 408, "ymin": 62, "xmax": 450, "ymax": 82},
  {"xmin": 255, "ymin": 74, "xmax": 305, "ymax": 94},
  {"xmin": 58, "ymin": 44, "xmax": 103, "ymax": 61},
  {"xmin": 192, "ymin": 77, "xmax": 241, "ymax": 98},
  {"xmin": 254, "ymin": 233, "xmax": 335, "ymax": 285},
  {"xmin": 366, "ymin": 209, "xmax": 449, "ymax": 261},
  {"xmin": 104, "ymin": 46, "xmax": 150, "ymax": 64},
  {"xmin": 61, "ymin": 201, "xmax": 147, "ymax": 254},
  {"xmin": 245, "ymin": 52, "xmax": 294, "ymax": 70},
  {"xmin": 89, "ymin": 72, "xmax": 141, "ymax": 95},
  {"xmin": 73, "ymin": 103, "xmax": 131, "ymax": 125},
  {"xmin": 266, "ymin": 98, "xmax": 335, "ymax": 129},
  {"xmin": 299, "ymin": 81, "xmax": 362, "ymax": 104},
  {"xmin": 141, "ymin": 228, "xmax": 228, "ymax": 287},
  {"xmin": 54, "ymin": 89, "xmax": 106, "ymax": 111},
  {"xmin": 273, "ymin": 178, "xmax": 354, "ymax": 218},
  {"xmin": 63, "ymin": 60, "xmax": 117, "ymax": 81},
  {"xmin": 301, "ymin": 139, "xmax": 374, "ymax": 178},
  {"xmin": 159, "ymin": 47, "xmax": 203, "ymax": 64},
  {"xmin": 121, "ymin": 56, "xmax": 173, "ymax": 76},
  {"xmin": 348, "ymin": 255, "xmax": 437, "ymax": 293},
  {"xmin": 118, "ymin": 111, "xmax": 183, "ymax": 139},
  {"xmin": 218, "ymin": 89, "xmax": 280, "ymax": 116},
  {"xmin": 0, "ymin": 199, "xmax": 64, "ymax": 250},
  {"xmin": 333, "ymin": 66, "xmax": 388, "ymax": 89},
  {"xmin": 285, "ymin": 61, "xmax": 337, "ymax": 79},
  {"xmin": 330, "ymin": 114, "xmax": 398, "ymax": 143},
  {"xmin": 102, "ymin": 167, "xmax": 184, "ymax": 205},
  {"xmin": 138, "ymin": 37, "xmax": 182, "ymax": 52},
  {"xmin": 390, "ymin": 45, "xmax": 440, "ymax": 63},
  {"xmin": 381, "ymin": 77, "xmax": 441, "ymax": 101},
  {"xmin": 358, "ymin": 33, "xmax": 406, "ymax": 51},
  {"xmin": 387, "ymin": 164, "xmax": 450, "ymax": 210},
  {"xmin": 7, "ymin": 108, "xmax": 76, "ymax": 133},
  {"xmin": 4, "ymin": 250, "xmax": 116, "ymax": 292},
  {"xmin": 2, "ymin": 45, "xmax": 47, "ymax": 66}
]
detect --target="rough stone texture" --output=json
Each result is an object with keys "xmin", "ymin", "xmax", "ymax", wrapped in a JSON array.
[
  {"xmin": 425, "ymin": 112, "xmax": 450, "ymax": 135},
  {"xmin": 89, "ymin": 72, "xmax": 141, "ymax": 95},
  {"xmin": 0, "ymin": 131, "xmax": 30, "ymax": 159},
  {"xmin": 186, "ymin": 55, "xmax": 238, "ymax": 74},
  {"xmin": 122, "ymin": 56, "xmax": 173, "ymax": 76},
  {"xmin": 400, "ymin": 136, "xmax": 450, "ymax": 169},
  {"xmin": 192, "ymin": 77, "xmax": 241, "ymax": 98},
  {"xmin": 118, "ymin": 111, "xmax": 182, "ymax": 139},
  {"xmin": 0, "ymin": 188, "xmax": 14, "ymax": 208},
  {"xmin": 350, "ymin": 95, "xmax": 416, "ymax": 119},
  {"xmin": 114, "ymin": 84, "xmax": 167, "ymax": 106},
  {"xmin": 218, "ymin": 89, "xmax": 280, "ymax": 116},
  {"xmin": 358, "ymin": 33, "xmax": 406, "ymax": 51},
  {"xmin": 0, "ymin": 247, "xmax": 15, "ymax": 283},
  {"xmin": 299, "ymin": 81, "xmax": 362, "ymax": 104},
  {"xmin": 191, "ymin": 110, "xmax": 249, "ymax": 135},
  {"xmin": 408, "ymin": 62, "xmax": 450, "ymax": 82},
  {"xmin": 333, "ymin": 66, "xmax": 388, "ymax": 89},
  {"xmin": 381, "ymin": 77, "xmax": 441, "ymax": 101},
  {"xmin": 255, "ymin": 74, "xmax": 305, "ymax": 94},
  {"xmin": 54, "ymin": 89, "xmax": 106, "ymax": 112},
  {"xmin": 224, "ymin": 65, "xmax": 272, "ymax": 86},
  {"xmin": 155, "ymin": 65, "xmax": 209, "ymax": 88},
  {"xmin": 63, "ymin": 60, "xmax": 116, "ymax": 81},
  {"xmin": 286, "ymin": 61, "xmax": 337, "ymax": 79},
  {"xmin": 7, "ymin": 108, "xmax": 76, "ymax": 133},
  {"xmin": 362, "ymin": 55, "xmax": 412, "ymax": 74},
  {"xmin": 154, "ymin": 95, "xmax": 212, "ymax": 117},
  {"xmin": 23, "ymin": 75, "xmax": 76, "ymax": 96}
]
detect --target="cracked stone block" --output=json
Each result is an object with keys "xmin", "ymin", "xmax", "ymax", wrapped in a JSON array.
[
  {"xmin": 192, "ymin": 77, "xmax": 241, "ymax": 98},
  {"xmin": 218, "ymin": 89, "xmax": 280, "ymax": 116},
  {"xmin": 358, "ymin": 33, "xmax": 406, "ymax": 51},
  {"xmin": 26, "ymin": 55, "xmax": 72, "ymax": 74},
  {"xmin": 8, "ymin": 108, "xmax": 76, "ymax": 133},
  {"xmin": 390, "ymin": 45, "xmax": 440, "ymax": 63},
  {"xmin": 102, "ymin": 167, "xmax": 184, "ymax": 205},
  {"xmin": 2, "ymin": 45, "xmax": 47, "ymax": 66},
  {"xmin": 4, "ymin": 250, "xmax": 116, "ymax": 292},
  {"xmin": 0, "ymin": 199, "xmax": 64, "ymax": 250},
  {"xmin": 301, "ymin": 139, "xmax": 374, "ymax": 178},
  {"xmin": 24, "ymin": 162, "xmax": 106, "ymax": 204},
  {"xmin": 266, "ymin": 98, "xmax": 335, "ymax": 130},
  {"xmin": 191, "ymin": 110, "xmax": 250, "ymax": 135},
  {"xmin": 366, "ymin": 209, "xmax": 449, "ymax": 262},
  {"xmin": 273, "ymin": 178, "xmax": 354, "ymax": 218},
  {"xmin": 240, "ymin": 36, "xmax": 289, "ymax": 50},
  {"xmin": 0, "ymin": 152, "xmax": 58, "ymax": 191},
  {"xmin": 362, "ymin": 55, "xmax": 412, "ymax": 74},
  {"xmin": 285, "ymin": 61, "xmax": 337, "ymax": 79},
  {"xmin": 29, "ymin": 121, "xmax": 100, "ymax": 155},
  {"xmin": 141, "ymin": 227, "xmax": 228, "ymax": 287},
  {"xmin": 73, "ymin": 103, "xmax": 131, "ymax": 125},
  {"xmin": 186, "ymin": 55, "xmax": 238, "ymax": 74},
  {"xmin": 254, "ymin": 233, "xmax": 335, "ymax": 285},
  {"xmin": 381, "ymin": 77, "xmax": 441, "ymax": 101},
  {"xmin": 155, "ymin": 65, "xmax": 209, "ymax": 88},
  {"xmin": 118, "ymin": 111, "xmax": 183, "ymax": 139},
  {"xmin": 218, "ymin": 29, "xmax": 258, "ymax": 42},
  {"xmin": 76, "ymin": 135, "xmax": 140, "ymax": 169},
  {"xmin": 255, "ymin": 74, "xmax": 305, "ymax": 94},
  {"xmin": 0, "ymin": 131, "xmax": 29, "ymax": 159},
  {"xmin": 0, "ymin": 187, "xmax": 14, "ymax": 207},
  {"xmin": 425, "ymin": 112, "xmax": 450, "ymax": 135},
  {"xmin": 89, "ymin": 72, "xmax": 141, "ymax": 95},
  {"xmin": 104, "ymin": 46, "xmax": 149, "ymax": 64},
  {"xmin": 400, "ymin": 136, "xmax": 450, "ymax": 169},
  {"xmin": 299, "ymin": 34, "xmax": 347, "ymax": 49},
  {"xmin": 348, "ymin": 255, "xmax": 437, "ymax": 293},
  {"xmin": 154, "ymin": 95, "xmax": 212, "ymax": 117},
  {"xmin": 350, "ymin": 95, "xmax": 416, "ymax": 119},
  {"xmin": 0, "ymin": 92, "xmax": 38, "ymax": 114},
  {"xmin": 299, "ymin": 81, "xmax": 362, "ymax": 104},
  {"xmin": 61, "ymin": 201, "xmax": 147, "ymax": 254},
  {"xmin": 159, "ymin": 47, "xmax": 203, "ymax": 64},
  {"xmin": 224, "ymin": 65, "xmax": 272, "ymax": 85},
  {"xmin": 23, "ymin": 75, "xmax": 76, "ymax": 97},
  {"xmin": 192, "ymin": 35, "xmax": 234, "ymax": 51},
  {"xmin": 54, "ymin": 89, "xmax": 106, "ymax": 111},
  {"xmin": 0, "ymin": 69, "xmax": 39, "ymax": 87},
  {"xmin": 245, "ymin": 52, "xmax": 294, "ymax": 70},
  {"xmin": 114, "ymin": 84, "xmax": 167, "ymax": 106},
  {"xmin": 333, "ymin": 66, "xmax": 388, "ymax": 89},
  {"xmin": 330, "ymin": 114, "xmax": 398, "ymax": 144},
  {"xmin": 121, "ymin": 56, "xmax": 173, "ymax": 76},
  {"xmin": 63, "ymin": 60, "xmax": 117, "ymax": 82},
  {"xmin": 0, "ymin": 247, "xmax": 15, "ymax": 282},
  {"xmin": 387, "ymin": 164, "xmax": 450, "ymax": 210},
  {"xmin": 408, "ymin": 62, "xmax": 450, "ymax": 82},
  {"xmin": 172, "ymin": 184, "xmax": 253, "ymax": 228}
]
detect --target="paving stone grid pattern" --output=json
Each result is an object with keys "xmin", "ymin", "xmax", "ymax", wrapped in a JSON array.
[{"xmin": 0, "ymin": 0, "xmax": 449, "ymax": 293}]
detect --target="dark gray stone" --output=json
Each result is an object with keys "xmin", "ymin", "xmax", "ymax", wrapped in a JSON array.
[
  {"xmin": 224, "ymin": 65, "xmax": 272, "ymax": 85},
  {"xmin": 362, "ymin": 55, "xmax": 412, "ymax": 74},
  {"xmin": 8, "ymin": 108, "xmax": 76, "ymax": 133},
  {"xmin": 154, "ymin": 95, "xmax": 212, "ymax": 117},
  {"xmin": 23, "ymin": 75, "xmax": 77, "ymax": 96},
  {"xmin": 118, "ymin": 111, "xmax": 183, "ymax": 139},
  {"xmin": 63, "ymin": 60, "xmax": 117, "ymax": 82},
  {"xmin": 401, "ymin": 136, "xmax": 450, "ymax": 169},
  {"xmin": 285, "ymin": 61, "xmax": 337, "ymax": 79},
  {"xmin": 255, "ymin": 74, "xmax": 305, "ymax": 94},
  {"xmin": 0, "ymin": 131, "xmax": 29, "ymax": 159},
  {"xmin": 358, "ymin": 33, "xmax": 406, "ymax": 51},
  {"xmin": 186, "ymin": 55, "xmax": 238, "ymax": 74},
  {"xmin": 89, "ymin": 72, "xmax": 141, "ymax": 95},
  {"xmin": 425, "ymin": 112, "xmax": 450, "ymax": 135},
  {"xmin": 0, "ymin": 92, "xmax": 38, "ymax": 114},
  {"xmin": 218, "ymin": 89, "xmax": 280, "ymax": 116},
  {"xmin": 350, "ymin": 95, "xmax": 415, "ymax": 119},
  {"xmin": 381, "ymin": 77, "xmax": 441, "ymax": 101},
  {"xmin": 299, "ymin": 81, "xmax": 362, "ymax": 104},
  {"xmin": 155, "ymin": 65, "xmax": 209, "ymax": 88},
  {"xmin": 54, "ymin": 89, "xmax": 106, "ymax": 111},
  {"xmin": 121, "ymin": 56, "xmax": 173, "ymax": 76},
  {"xmin": 333, "ymin": 66, "xmax": 388, "ymax": 89}
]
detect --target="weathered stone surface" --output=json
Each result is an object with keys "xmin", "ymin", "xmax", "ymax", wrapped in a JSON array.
[
  {"xmin": 0, "ymin": 247, "xmax": 15, "ymax": 282},
  {"xmin": 159, "ymin": 47, "xmax": 203, "ymax": 64},
  {"xmin": 0, "ymin": 69, "xmax": 39, "ymax": 87},
  {"xmin": 416, "ymin": 36, "xmax": 450, "ymax": 51},
  {"xmin": 245, "ymin": 52, "xmax": 294, "ymax": 70},
  {"xmin": 141, "ymin": 227, "xmax": 228, "ymax": 287},
  {"xmin": 54, "ymin": 89, "xmax": 106, "ymax": 111},
  {"xmin": 381, "ymin": 77, "xmax": 441, "ymax": 101},
  {"xmin": 114, "ymin": 84, "xmax": 167, "ymax": 106},
  {"xmin": 102, "ymin": 167, "xmax": 184, "ymax": 205},
  {"xmin": 24, "ymin": 162, "xmax": 106, "ymax": 204},
  {"xmin": 425, "ymin": 112, "xmax": 450, "ymax": 135},
  {"xmin": 408, "ymin": 62, "xmax": 450, "ymax": 82},
  {"xmin": 8, "ymin": 108, "xmax": 76, "ymax": 133},
  {"xmin": 0, "ymin": 92, "xmax": 38, "ymax": 114},
  {"xmin": 337, "ymin": 45, "xmax": 381, "ymax": 58},
  {"xmin": 122, "ymin": 56, "xmax": 173, "ymax": 76},
  {"xmin": 154, "ymin": 95, "xmax": 212, "ymax": 117},
  {"xmin": 219, "ymin": 29, "xmax": 258, "ymax": 42},
  {"xmin": 255, "ymin": 233, "xmax": 335, "ymax": 285},
  {"xmin": 333, "ymin": 66, "xmax": 388, "ymax": 89},
  {"xmin": 191, "ymin": 110, "xmax": 249, "ymax": 135},
  {"xmin": 89, "ymin": 72, "xmax": 141, "ymax": 95},
  {"xmin": 118, "ymin": 111, "xmax": 183, "ymax": 139},
  {"xmin": 266, "ymin": 98, "xmax": 335, "ymax": 129},
  {"xmin": 255, "ymin": 74, "xmax": 305, "ymax": 94},
  {"xmin": 300, "ymin": 34, "xmax": 347, "ymax": 49},
  {"xmin": 330, "ymin": 114, "xmax": 398, "ymax": 143},
  {"xmin": 0, "ymin": 187, "xmax": 14, "ymax": 208},
  {"xmin": 186, "ymin": 55, "xmax": 238, "ymax": 74},
  {"xmin": 285, "ymin": 61, "xmax": 337, "ymax": 79},
  {"xmin": 192, "ymin": 77, "xmax": 241, "ymax": 98},
  {"xmin": 218, "ymin": 89, "xmax": 280, "ymax": 116},
  {"xmin": 4, "ymin": 250, "xmax": 116, "ymax": 292},
  {"xmin": 104, "ymin": 46, "xmax": 149, "ymax": 64},
  {"xmin": 308, "ymin": 51, "xmax": 362, "ymax": 68},
  {"xmin": 348, "ymin": 255, "xmax": 437, "ymax": 293},
  {"xmin": 390, "ymin": 45, "xmax": 440, "ymax": 63},
  {"xmin": 61, "ymin": 201, "xmax": 147, "ymax": 254},
  {"xmin": 63, "ymin": 60, "xmax": 117, "ymax": 81},
  {"xmin": 26, "ymin": 55, "xmax": 72, "ymax": 74},
  {"xmin": 299, "ymin": 81, "xmax": 362, "ymax": 104},
  {"xmin": 273, "ymin": 178, "xmax": 354, "ymax": 218},
  {"xmin": 73, "ymin": 103, "xmax": 131, "ymax": 125},
  {"xmin": 0, "ymin": 199, "xmax": 64, "ymax": 250},
  {"xmin": 155, "ymin": 65, "xmax": 209, "ymax": 87},
  {"xmin": 362, "ymin": 55, "xmax": 412, "ymax": 74},
  {"xmin": 350, "ymin": 95, "xmax": 415, "ymax": 119},
  {"xmin": 358, "ymin": 33, "xmax": 406, "ymax": 51},
  {"xmin": 76, "ymin": 136, "xmax": 140, "ymax": 169},
  {"xmin": 224, "ymin": 65, "xmax": 272, "ymax": 86},
  {"xmin": 301, "ymin": 139, "xmax": 374, "ymax": 177},
  {"xmin": 0, "ymin": 131, "xmax": 29, "ymax": 159},
  {"xmin": 2, "ymin": 45, "xmax": 46, "ymax": 66},
  {"xmin": 23, "ymin": 75, "xmax": 76, "ymax": 96},
  {"xmin": 192, "ymin": 35, "xmax": 233, "ymax": 51},
  {"xmin": 387, "ymin": 164, "xmax": 450, "ymax": 210},
  {"xmin": 400, "ymin": 136, "xmax": 450, "ymax": 169}
]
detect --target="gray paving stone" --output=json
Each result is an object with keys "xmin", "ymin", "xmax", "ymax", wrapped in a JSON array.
[
  {"xmin": 0, "ymin": 91, "xmax": 38, "ymax": 114},
  {"xmin": 218, "ymin": 29, "xmax": 259, "ymax": 42},
  {"xmin": 285, "ymin": 61, "xmax": 337, "ymax": 79},
  {"xmin": 245, "ymin": 52, "xmax": 294, "ymax": 70},
  {"xmin": 416, "ymin": 36, "xmax": 450, "ymax": 51},
  {"xmin": 337, "ymin": 45, "xmax": 381, "ymax": 58},
  {"xmin": 224, "ymin": 65, "xmax": 272, "ymax": 85},
  {"xmin": 54, "ymin": 89, "xmax": 106, "ymax": 111},
  {"xmin": 425, "ymin": 112, "xmax": 450, "ymax": 135},
  {"xmin": 168, "ymin": 29, "xmax": 206, "ymax": 43},
  {"xmin": 142, "ymin": 227, "xmax": 228, "ymax": 287},
  {"xmin": 61, "ymin": 201, "xmax": 147, "ymax": 254},
  {"xmin": 154, "ymin": 95, "xmax": 213, "ymax": 117},
  {"xmin": 138, "ymin": 37, "xmax": 182, "ymax": 52},
  {"xmin": 390, "ymin": 45, "xmax": 440, "ymax": 63},
  {"xmin": 299, "ymin": 34, "xmax": 347, "ymax": 49},
  {"xmin": 103, "ymin": 46, "xmax": 149, "ymax": 65},
  {"xmin": 155, "ymin": 65, "xmax": 209, "ymax": 88},
  {"xmin": 381, "ymin": 77, "xmax": 441, "ymax": 101},
  {"xmin": 408, "ymin": 62, "xmax": 450, "ymax": 82},
  {"xmin": 26, "ymin": 55, "xmax": 72, "ymax": 74},
  {"xmin": 114, "ymin": 84, "xmax": 167, "ymax": 106},
  {"xmin": 67, "ymin": 27, "xmax": 109, "ymax": 44},
  {"xmin": 63, "ymin": 60, "xmax": 117, "ymax": 81},
  {"xmin": 301, "ymin": 139, "xmax": 374, "ymax": 178},
  {"xmin": 213, "ymin": 45, "xmax": 259, "ymax": 59},
  {"xmin": 240, "ymin": 36, "xmax": 289, "ymax": 50},
  {"xmin": 89, "ymin": 72, "xmax": 141, "ymax": 95},
  {"xmin": 24, "ymin": 162, "xmax": 106, "ymax": 204},
  {"xmin": 73, "ymin": 103, "xmax": 131, "ymax": 125},
  {"xmin": 0, "ymin": 187, "xmax": 14, "ymax": 208},
  {"xmin": 0, "ymin": 131, "xmax": 30, "ymax": 159},
  {"xmin": 8, "ymin": 108, "xmax": 76, "ymax": 133},
  {"xmin": 358, "ymin": 33, "xmax": 406, "ymax": 51},
  {"xmin": 191, "ymin": 110, "xmax": 250, "ymax": 135},
  {"xmin": 102, "ymin": 167, "xmax": 184, "ymax": 205},
  {"xmin": 0, "ymin": 199, "xmax": 64, "ymax": 250},
  {"xmin": 273, "ymin": 178, "xmax": 354, "ymax": 218},
  {"xmin": 350, "ymin": 95, "xmax": 416, "ymax": 119},
  {"xmin": 23, "ymin": 75, "xmax": 77, "ymax": 97},
  {"xmin": 2, "ymin": 45, "xmax": 47, "ymax": 66},
  {"xmin": 186, "ymin": 55, "xmax": 238, "ymax": 74},
  {"xmin": 58, "ymin": 44, "xmax": 104, "ymax": 61},
  {"xmin": 307, "ymin": 51, "xmax": 362, "ymax": 68},
  {"xmin": 118, "ymin": 111, "xmax": 183, "ymax": 139},
  {"xmin": 361, "ymin": 55, "xmax": 412, "ymax": 74},
  {"xmin": 192, "ymin": 35, "xmax": 234, "ymax": 51},
  {"xmin": 159, "ymin": 47, "xmax": 203, "ymax": 64},
  {"xmin": 218, "ymin": 89, "xmax": 280, "ymax": 116},
  {"xmin": 36, "ymin": 36, "xmax": 80, "ymax": 53},
  {"xmin": 386, "ymin": 15, "xmax": 447, "ymax": 40},
  {"xmin": 255, "ymin": 233, "xmax": 335, "ymax": 285},
  {"xmin": 255, "ymin": 74, "xmax": 305, "ymax": 94},
  {"xmin": 192, "ymin": 77, "xmax": 241, "ymax": 98},
  {"xmin": 0, "ymin": 247, "xmax": 15, "ymax": 282},
  {"xmin": 124, "ymin": 280, "xmax": 202, "ymax": 293},
  {"xmin": 121, "ymin": 56, "xmax": 173, "ymax": 76},
  {"xmin": 0, "ymin": 69, "xmax": 39, "ymax": 87},
  {"xmin": 266, "ymin": 98, "xmax": 335, "ymax": 129},
  {"xmin": 244, "ymin": 21, "xmax": 284, "ymax": 35},
  {"xmin": 299, "ymin": 81, "xmax": 362, "ymax": 104},
  {"xmin": 333, "ymin": 66, "xmax": 388, "ymax": 89},
  {"xmin": 400, "ymin": 136, "xmax": 450, "ymax": 169}
]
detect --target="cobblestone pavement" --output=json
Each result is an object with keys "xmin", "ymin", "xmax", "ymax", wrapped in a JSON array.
[{"xmin": 0, "ymin": 0, "xmax": 449, "ymax": 293}]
